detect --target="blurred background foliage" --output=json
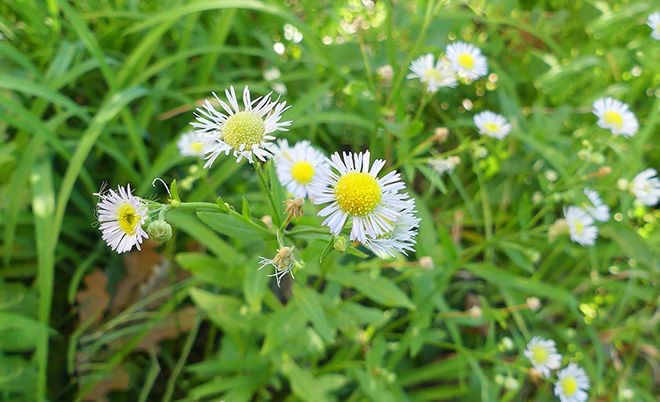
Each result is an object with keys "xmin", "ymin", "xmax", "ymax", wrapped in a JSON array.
[{"xmin": 0, "ymin": 0, "xmax": 658, "ymax": 401}]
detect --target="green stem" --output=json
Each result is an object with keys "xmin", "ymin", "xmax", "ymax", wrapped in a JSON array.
[{"xmin": 255, "ymin": 162, "xmax": 282, "ymax": 226}]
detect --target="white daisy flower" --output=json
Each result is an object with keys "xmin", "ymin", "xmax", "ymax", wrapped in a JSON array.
[
  {"xmin": 631, "ymin": 168, "xmax": 660, "ymax": 206},
  {"xmin": 592, "ymin": 97, "xmax": 639, "ymax": 137},
  {"xmin": 273, "ymin": 140, "xmax": 327, "ymax": 199},
  {"xmin": 364, "ymin": 198, "xmax": 420, "ymax": 258},
  {"xmin": 191, "ymin": 86, "xmax": 291, "ymax": 166},
  {"xmin": 473, "ymin": 111, "xmax": 512, "ymax": 139},
  {"xmin": 177, "ymin": 131, "xmax": 206, "ymax": 157},
  {"xmin": 429, "ymin": 156, "xmax": 460, "ymax": 175},
  {"xmin": 407, "ymin": 54, "xmax": 458, "ymax": 92},
  {"xmin": 554, "ymin": 363, "xmax": 590, "ymax": 402},
  {"xmin": 648, "ymin": 12, "xmax": 660, "ymax": 40},
  {"xmin": 524, "ymin": 336, "xmax": 562, "ymax": 378},
  {"xmin": 310, "ymin": 151, "xmax": 410, "ymax": 243},
  {"xmin": 445, "ymin": 41, "xmax": 488, "ymax": 80},
  {"xmin": 564, "ymin": 206, "xmax": 598, "ymax": 246},
  {"xmin": 582, "ymin": 188, "xmax": 609, "ymax": 222},
  {"xmin": 95, "ymin": 184, "xmax": 149, "ymax": 254}
]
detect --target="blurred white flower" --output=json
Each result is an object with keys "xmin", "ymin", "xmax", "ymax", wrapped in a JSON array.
[
  {"xmin": 648, "ymin": 12, "xmax": 660, "ymax": 40},
  {"xmin": 564, "ymin": 206, "xmax": 598, "ymax": 246},
  {"xmin": 310, "ymin": 151, "xmax": 410, "ymax": 243},
  {"xmin": 191, "ymin": 86, "xmax": 291, "ymax": 166},
  {"xmin": 364, "ymin": 198, "xmax": 420, "ymax": 258},
  {"xmin": 554, "ymin": 363, "xmax": 590, "ymax": 402},
  {"xmin": 630, "ymin": 168, "xmax": 660, "ymax": 206},
  {"xmin": 377, "ymin": 64, "xmax": 394, "ymax": 82},
  {"xmin": 95, "ymin": 184, "xmax": 149, "ymax": 254},
  {"xmin": 177, "ymin": 131, "xmax": 206, "ymax": 158},
  {"xmin": 273, "ymin": 140, "xmax": 327, "ymax": 199},
  {"xmin": 429, "ymin": 156, "xmax": 460, "ymax": 175},
  {"xmin": 283, "ymin": 23, "xmax": 303, "ymax": 43},
  {"xmin": 446, "ymin": 42, "xmax": 488, "ymax": 80},
  {"xmin": 582, "ymin": 188, "xmax": 609, "ymax": 222},
  {"xmin": 263, "ymin": 67, "xmax": 281, "ymax": 81},
  {"xmin": 407, "ymin": 54, "xmax": 457, "ymax": 92},
  {"xmin": 592, "ymin": 97, "xmax": 638, "ymax": 137},
  {"xmin": 473, "ymin": 111, "xmax": 511, "ymax": 139},
  {"xmin": 524, "ymin": 336, "xmax": 562, "ymax": 378}
]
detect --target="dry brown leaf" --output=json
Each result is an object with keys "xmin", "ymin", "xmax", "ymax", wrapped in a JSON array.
[
  {"xmin": 111, "ymin": 240, "xmax": 164, "ymax": 313},
  {"xmin": 77, "ymin": 269, "xmax": 111, "ymax": 326},
  {"xmin": 81, "ymin": 367, "xmax": 129, "ymax": 402},
  {"xmin": 135, "ymin": 306, "xmax": 198, "ymax": 352}
]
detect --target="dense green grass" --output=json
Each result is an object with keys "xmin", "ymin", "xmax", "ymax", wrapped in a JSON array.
[{"xmin": 0, "ymin": 0, "xmax": 658, "ymax": 401}]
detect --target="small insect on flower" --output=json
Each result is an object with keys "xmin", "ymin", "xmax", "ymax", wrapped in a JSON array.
[
  {"xmin": 592, "ymin": 97, "xmax": 639, "ymax": 137},
  {"xmin": 177, "ymin": 131, "xmax": 207, "ymax": 158},
  {"xmin": 273, "ymin": 140, "xmax": 327, "ymax": 199},
  {"xmin": 95, "ymin": 184, "xmax": 149, "ymax": 253},
  {"xmin": 554, "ymin": 363, "xmax": 590, "ymax": 402},
  {"xmin": 407, "ymin": 54, "xmax": 457, "ymax": 92},
  {"xmin": 445, "ymin": 42, "xmax": 488, "ymax": 81},
  {"xmin": 648, "ymin": 12, "xmax": 660, "ymax": 40},
  {"xmin": 524, "ymin": 337, "xmax": 562, "ymax": 378},
  {"xmin": 191, "ymin": 86, "xmax": 291, "ymax": 166},
  {"xmin": 630, "ymin": 168, "xmax": 660, "ymax": 206},
  {"xmin": 310, "ymin": 151, "xmax": 411, "ymax": 244},
  {"xmin": 582, "ymin": 188, "xmax": 610, "ymax": 222},
  {"xmin": 364, "ymin": 198, "xmax": 420, "ymax": 258},
  {"xmin": 258, "ymin": 246, "xmax": 296, "ymax": 287},
  {"xmin": 564, "ymin": 206, "xmax": 598, "ymax": 246},
  {"xmin": 473, "ymin": 111, "xmax": 512, "ymax": 139}
]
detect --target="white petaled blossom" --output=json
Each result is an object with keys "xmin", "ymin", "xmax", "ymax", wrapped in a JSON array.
[
  {"xmin": 554, "ymin": 364, "xmax": 590, "ymax": 402},
  {"xmin": 96, "ymin": 184, "xmax": 149, "ymax": 253},
  {"xmin": 177, "ymin": 131, "xmax": 206, "ymax": 157},
  {"xmin": 363, "ymin": 198, "xmax": 420, "ymax": 258},
  {"xmin": 191, "ymin": 86, "xmax": 291, "ymax": 166},
  {"xmin": 648, "ymin": 12, "xmax": 660, "ymax": 40},
  {"xmin": 592, "ymin": 97, "xmax": 639, "ymax": 137},
  {"xmin": 564, "ymin": 206, "xmax": 598, "ymax": 246},
  {"xmin": 473, "ymin": 111, "xmax": 512, "ymax": 139},
  {"xmin": 310, "ymin": 151, "xmax": 411, "ymax": 244},
  {"xmin": 429, "ymin": 156, "xmax": 460, "ymax": 175},
  {"xmin": 582, "ymin": 188, "xmax": 610, "ymax": 222},
  {"xmin": 273, "ymin": 140, "xmax": 327, "ymax": 199},
  {"xmin": 631, "ymin": 168, "xmax": 660, "ymax": 206},
  {"xmin": 407, "ymin": 54, "xmax": 458, "ymax": 92},
  {"xmin": 446, "ymin": 41, "xmax": 488, "ymax": 80},
  {"xmin": 524, "ymin": 337, "xmax": 562, "ymax": 378}
]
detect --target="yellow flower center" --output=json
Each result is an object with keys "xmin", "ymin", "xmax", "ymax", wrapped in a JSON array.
[
  {"xmin": 603, "ymin": 110, "xmax": 623, "ymax": 128},
  {"xmin": 574, "ymin": 221, "xmax": 584, "ymax": 235},
  {"xmin": 484, "ymin": 122, "xmax": 500, "ymax": 133},
  {"xmin": 190, "ymin": 142, "xmax": 204, "ymax": 154},
  {"xmin": 335, "ymin": 172, "xmax": 382, "ymax": 216},
  {"xmin": 423, "ymin": 68, "xmax": 442, "ymax": 82},
  {"xmin": 531, "ymin": 345, "xmax": 549, "ymax": 364},
  {"xmin": 222, "ymin": 111, "xmax": 265, "ymax": 150},
  {"xmin": 291, "ymin": 161, "xmax": 315, "ymax": 184},
  {"xmin": 457, "ymin": 53, "xmax": 475, "ymax": 70},
  {"xmin": 561, "ymin": 377, "xmax": 578, "ymax": 396},
  {"xmin": 117, "ymin": 203, "xmax": 140, "ymax": 236}
]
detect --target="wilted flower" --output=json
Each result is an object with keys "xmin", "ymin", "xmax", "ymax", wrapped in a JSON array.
[
  {"xmin": 95, "ymin": 184, "xmax": 149, "ymax": 253},
  {"xmin": 258, "ymin": 246, "xmax": 296, "ymax": 287},
  {"xmin": 284, "ymin": 197, "xmax": 305, "ymax": 219}
]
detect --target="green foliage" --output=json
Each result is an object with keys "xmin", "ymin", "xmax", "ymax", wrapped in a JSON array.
[{"xmin": 0, "ymin": 0, "xmax": 658, "ymax": 401}]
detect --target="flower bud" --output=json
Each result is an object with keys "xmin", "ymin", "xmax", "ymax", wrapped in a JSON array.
[
  {"xmin": 433, "ymin": 127, "xmax": 449, "ymax": 143},
  {"xmin": 333, "ymin": 235, "xmax": 348, "ymax": 252},
  {"xmin": 146, "ymin": 220, "xmax": 172, "ymax": 244}
]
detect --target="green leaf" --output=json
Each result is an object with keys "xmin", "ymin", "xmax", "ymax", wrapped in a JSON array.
[
  {"xmin": 280, "ymin": 356, "xmax": 330, "ymax": 402},
  {"xmin": 293, "ymin": 286, "xmax": 335, "ymax": 343},
  {"xmin": 196, "ymin": 211, "xmax": 275, "ymax": 241},
  {"xmin": 189, "ymin": 288, "xmax": 251, "ymax": 333},
  {"xmin": 327, "ymin": 268, "xmax": 415, "ymax": 309},
  {"xmin": 176, "ymin": 252, "xmax": 240, "ymax": 288}
]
